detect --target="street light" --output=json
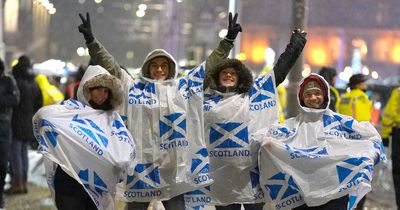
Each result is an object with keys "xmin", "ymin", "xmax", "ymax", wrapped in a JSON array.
[
  {"xmin": 136, "ymin": 10, "xmax": 145, "ymax": 17},
  {"xmin": 138, "ymin": 4, "xmax": 147, "ymax": 10}
]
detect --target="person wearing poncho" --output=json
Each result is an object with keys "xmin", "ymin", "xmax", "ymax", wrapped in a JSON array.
[
  {"xmin": 184, "ymin": 29, "xmax": 306, "ymax": 210},
  {"xmin": 77, "ymin": 11, "xmax": 243, "ymax": 210},
  {"xmin": 255, "ymin": 74, "xmax": 385, "ymax": 210},
  {"xmin": 33, "ymin": 65, "xmax": 136, "ymax": 210}
]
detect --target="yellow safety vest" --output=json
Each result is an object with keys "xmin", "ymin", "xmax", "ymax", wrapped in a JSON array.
[
  {"xmin": 35, "ymin": 74, "xmax": 65, "ymax": 106},
  {"xmin": 330, "ymin": 86, "xmax": 340, "ymax": 111},
  {"xmin": 381, "ymin": 87, "xmax": 400, "ymax": 138},
  {"xmin": 338, "ymin": 88, "xmax": 372, "ymax": 122}
]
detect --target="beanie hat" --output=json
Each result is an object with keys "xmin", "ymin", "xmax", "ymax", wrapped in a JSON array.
[
  {"xmin": 299, "ymin": 75, "xmax": 328, "ymax": 107},
  {"xmin": 303, "ymin": 80, "xmax": 323, "ymax": 95}
]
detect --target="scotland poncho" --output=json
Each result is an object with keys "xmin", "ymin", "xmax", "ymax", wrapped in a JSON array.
[
  {"xmin": 86, "ymin": 38, "xmax": 223, "ymax": 201},
  {"xmin": 254, "ymin": 74, "xmax": 386, "ymax": 210},
  {"xmin": 33, "ymin": 65, "xmax": 136, "ymax": 210},
  {"xmin": 185, "ymin": 60, "xmax": 279, "ymax": 206}
]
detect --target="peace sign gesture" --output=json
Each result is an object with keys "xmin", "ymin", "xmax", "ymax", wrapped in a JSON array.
[
  {"xmin": 226, "ymin": 12, "xmax": 242, "ymax": 41},
  {"xmin": 78, "ymin": 12, "xmax": 94, "ymax": 43}
]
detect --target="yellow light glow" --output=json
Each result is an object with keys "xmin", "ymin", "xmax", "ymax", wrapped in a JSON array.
[
  {"xmin": 309, "ymin": 48, "xmax": 327, "ymax": 66},
  {"xmin": 391, "ymin": 44, "xmax": 400, "ymax": 64},
  {"xmin": 360, "ymin": 45, "xmax": 368, "ymax": 55},
  {"xmin": 251, "ymin": 47, "xmax": 266, "ymax": 64},
  {"xmin": 236, "ymin": 53, "xmax": 247, "ymax": 61},
  {"xmin": 240, "ymin": 31, "xmax": 268, "ymax": 64}
]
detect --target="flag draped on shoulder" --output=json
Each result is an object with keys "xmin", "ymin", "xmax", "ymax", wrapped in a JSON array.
[
  {"xmin": 116, "ymin": 62, "xmax": 213, "ymax": 202},
  {"xmin": 33, "ymin": 99, "xmax": 136, "ymax": 210},
  {"xmin": 185, "ymin": 70, "xmax": 279, "ymax": 206},
  {"xmin": 254, "ymin": 74, "xmax": 386, "ymax": 210}
]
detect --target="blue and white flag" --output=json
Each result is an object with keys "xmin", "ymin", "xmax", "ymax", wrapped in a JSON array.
[
  {"xmin": 116, "ymin": 63, "xmax": 213, "ymax": 202},
  {"xmin": 33, "ymin": 99, "xmax": 136, "ymax": 210},
  {"xmin": 186, "ymin": 71, "xmax": 279, "ymax": 206},
  {"xmin": 255, "ymin": 107, "xmax": 386, "ymax": 210}
]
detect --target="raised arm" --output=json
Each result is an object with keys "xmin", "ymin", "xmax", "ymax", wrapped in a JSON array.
[
  {"xmin": 205, "ymin": 12, "xmax": 242, "ymax": 88},
  {"xmin": 273, "ymin": 29, "xmax": 307, "ymax": 86},
  {"xmin": 78, "ymin": 12, "xmax": 123, "ymax": 79}
]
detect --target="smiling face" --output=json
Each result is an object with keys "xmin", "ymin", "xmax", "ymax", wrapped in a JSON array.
[
  {"xmin": 149, "ymin": 57, "xmax": 170, "ymax": 80},
  {"xmin": 218, "ymin": 67, "xmax": 238, "ymax": 88},
  {"xmin": 303, "ymin": 89, "xmax": 325, "ymax": 109},
  {"xmin": 89, "ymin": 87, "xmax": 110, "ymax": 105}
]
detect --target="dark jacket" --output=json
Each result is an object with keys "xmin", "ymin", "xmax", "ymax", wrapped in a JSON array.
[
  {"xmin": 318, "ymin": 67, "xmax": 339, "ymax": 111},
  {"xmin": 0, "ymin": 72, "xmax": 20, "ymax": 138},
  {"xmin": 272, "ymin": 31, "xmax": 307, "ymax": 86},
  {"xmin": 11, "ymin": 64, "xmax": 42, "ymax": 141}
]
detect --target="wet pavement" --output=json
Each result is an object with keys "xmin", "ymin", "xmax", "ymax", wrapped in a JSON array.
[{"xmin": 2, "ymin": 150, "xmax": 397, "ymax": 210}]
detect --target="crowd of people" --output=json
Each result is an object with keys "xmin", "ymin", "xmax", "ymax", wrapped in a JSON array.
[{"xmin": 0, "ymin": 11, "xmax": 395, "ymax": 210}]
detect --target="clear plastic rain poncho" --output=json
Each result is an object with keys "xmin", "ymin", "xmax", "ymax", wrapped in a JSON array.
[
  {"xmin": 32, "ymin": 65, "xmax": 136, "ymax": 210},
  {"xmin": 254, "ymin": 74, "xmax": 386, "ymax": 210},
  {"xmin": 114, "ymin": 60, "xmax": 213, "ymax": 202},
  {"xmin": 185, "ymin": 69, "xmax": 279, "ymax": 207}
]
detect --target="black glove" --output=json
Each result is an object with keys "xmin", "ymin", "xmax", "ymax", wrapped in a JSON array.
[
  {"xmin": 78, "ymin": 12, "xmax": 94, "ymax": 43},
  {"xmin": 382, "ymin": 138, "xmax": 389, "ymax": 147},
  {"xmin": 225, "ymin": 12, "xmax": 242, "ymax": 41},
  {"xmin": 290, "ymin": 28, "xmax": 307, "ymax": 46}
]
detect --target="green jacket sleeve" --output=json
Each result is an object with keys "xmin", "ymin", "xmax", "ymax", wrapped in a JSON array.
[
  {"xmin": 86, "ymin": 38, "xmax": 123, "ymax": 79},
  {"xmin": 204, "ymin": 39, "xmax": 233, "ymax": 89}
]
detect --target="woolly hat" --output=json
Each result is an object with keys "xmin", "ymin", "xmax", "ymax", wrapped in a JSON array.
[
  {"xmin": 303, "ymin": 80, "xmax": 323, "ymax": 94},
  {"xmin": 299, "ymin": 75, "xmax": 328, "ymax": 108}
]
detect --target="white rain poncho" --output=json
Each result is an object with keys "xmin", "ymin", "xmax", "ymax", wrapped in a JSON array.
[
  {"xmin": 32, "ymin": 65, "xmax": 136, "ymax": 210},
  {"xmin": 254, "ymin": 74, "xmax": 386, "ymax": 210},
  {"xmin": 115, "ymin": 57, "xmax": 212, "ymax": 202},
  {"xmin": 185, "ymin": 70, "xmax": 279, "ymax": 207}
]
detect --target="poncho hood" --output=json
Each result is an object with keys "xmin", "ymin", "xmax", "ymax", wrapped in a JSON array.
[
  {"xmin": 208, "ymin": 58, "xmax": 253, "ymax": 94},
  {"xmin": 77, "ymin": 65, "xmax": 123, "ymax": 109},
  {"xmin": 297, "ymin": 73, "xmax": 330, "ymax": 114},
  {"xmin": 140, "ymin": 49, "xmax": 178, "ymax": 81}
]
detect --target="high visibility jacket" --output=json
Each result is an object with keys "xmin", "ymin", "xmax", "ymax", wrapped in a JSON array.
[
  {"xmin": 382, "ymin": 87, "xmax": 400, "ymax": 138},
  {"xmin": 277, "ymin": 85, "xmax": 287, "ymax": 123},
  {"xmin": 35, "ymin": 74, "xmax": 64, "ymax": 106},
  {"xmin": 338, "ymin": 88, "xmax": 372, "ymax": 122},
  {"xmin": 330, "ymin": 85, "xmax": 340, "ymax": 111}
]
